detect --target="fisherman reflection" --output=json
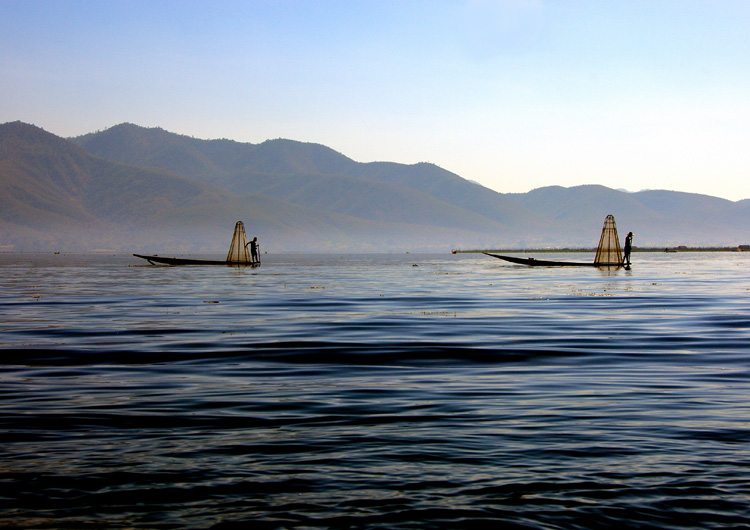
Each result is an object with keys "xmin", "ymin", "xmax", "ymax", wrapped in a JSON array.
[
  {"xmin": 624, "ymin": 232, "xmax": 633, "ymax": 266},
  {"xmin": 246, "ymin": 237, "xmax": 260, "ymax": 264}
]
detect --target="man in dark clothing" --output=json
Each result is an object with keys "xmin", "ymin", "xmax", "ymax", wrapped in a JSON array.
[
  {"xmin": 624, "ymin": 232, "xmax": 633, "ymax": 266},
  {"xmin": 248, "ymin": 237, "xmax": 259, "ymax": 264}
]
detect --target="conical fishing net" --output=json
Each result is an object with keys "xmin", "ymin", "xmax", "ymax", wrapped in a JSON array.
[
  {"xmin": 226, "ymin": 221, "xmax": 251, "ymax": 263},
  {"xmin": 593, "ymin": 215, "xmax": 623, "ymax": 265}
]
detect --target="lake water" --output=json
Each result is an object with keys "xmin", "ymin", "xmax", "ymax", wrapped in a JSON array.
[{"xmin": 1, "ymin": 251, "xmax": 750, "ymax": 529}]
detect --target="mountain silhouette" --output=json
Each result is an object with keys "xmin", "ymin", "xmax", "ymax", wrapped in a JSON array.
[{"xmin": 1, "ymin": 121, "xmax": 748, "ymax": 252}]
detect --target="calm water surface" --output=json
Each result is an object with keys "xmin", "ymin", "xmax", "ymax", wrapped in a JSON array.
[{"xmin": 1, "ymin": 251, "xmax": 749, "ymax": 529}]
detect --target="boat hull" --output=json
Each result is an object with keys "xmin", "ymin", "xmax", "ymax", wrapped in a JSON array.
[
  {"xmin": 133, "ymin": 254, "xmax": 259, "ymax": 266},
  {"xmin": 483, "ymin": 252, "xmax": 621, "ymax": 267}
]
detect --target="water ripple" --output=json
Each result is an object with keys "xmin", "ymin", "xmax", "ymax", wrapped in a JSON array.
[{"xmin": 2, "ymin": 252, "xmax": 750, "ymax": 528}]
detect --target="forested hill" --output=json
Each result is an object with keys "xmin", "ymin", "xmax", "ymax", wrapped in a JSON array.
[
  {"xmin": 1, "ymin": 121, "xmax": 748, "ymax": 252},
  {"xmin": 71, "ymin": 123, "xmax": 540, "ymax": 233}
]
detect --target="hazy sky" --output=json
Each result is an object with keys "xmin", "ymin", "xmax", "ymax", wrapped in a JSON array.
[{"xmin": 3, "ymin": 0, "xmax": 749, "ymax": 200}]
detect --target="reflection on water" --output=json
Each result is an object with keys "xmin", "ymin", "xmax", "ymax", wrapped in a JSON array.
[{"xmin": 1, "ymin": 252, "xmax": 750, "ymax": 529}]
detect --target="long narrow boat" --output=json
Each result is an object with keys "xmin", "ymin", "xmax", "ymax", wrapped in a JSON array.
[
  {"xmin": 483, "ymin": 253, "xmax": 597, "ymax": 267},
  {"xmin": 132, "ymin": 254, "xmax": 258, "ymax": 266},
  {"xmin": 133, "ymin": 221, "xmax": 261, "ymax": 266},
  {"xmin": 484, "ymin": 215, "xmax": 627, "ymax": 268}
]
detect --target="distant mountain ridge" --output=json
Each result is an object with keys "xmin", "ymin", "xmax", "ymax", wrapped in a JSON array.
[
  {"xmin": 1, "ymin": 120, "xmax": 748, "ymax": 252},
  {"xmin": 72, "ymin": 123, "xmax": 540, "ymax": 232}
]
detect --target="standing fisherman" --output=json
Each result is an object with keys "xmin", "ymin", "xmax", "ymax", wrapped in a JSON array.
[
  {"xmin": 247, "ymin": 237, "xmax": 260, "ymax": 264},
  {"xmin": 624, "ymin": 232, "xmax": 633, "ymax": 266}
]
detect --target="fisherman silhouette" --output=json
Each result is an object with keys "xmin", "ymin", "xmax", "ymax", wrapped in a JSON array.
[
  {"xmin": 247, "ymin": 237, "xmax": 259, "ymax": 264},
  {"xmin": 624, "ymin": 232, "xmax": 633, "ymax": 266}
]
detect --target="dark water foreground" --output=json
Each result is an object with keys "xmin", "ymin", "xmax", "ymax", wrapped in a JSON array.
[{"xmin": 1, "ymin": 252, "xmax": 750, "ymax": 529}]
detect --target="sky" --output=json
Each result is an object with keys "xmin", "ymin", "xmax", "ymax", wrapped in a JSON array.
[{"xmin": 2, "ymin": 0, "xmax": 750, "ymax": 201}]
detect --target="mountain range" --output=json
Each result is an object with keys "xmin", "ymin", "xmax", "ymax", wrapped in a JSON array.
[{"xmin": 1, "ymin": 120, "xmax": 748, "ymax": 252}]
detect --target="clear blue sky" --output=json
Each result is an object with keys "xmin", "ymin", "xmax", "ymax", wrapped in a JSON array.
[{"xmin": 3, "ymin": 0, "xmax": 749, "ymax": 200}]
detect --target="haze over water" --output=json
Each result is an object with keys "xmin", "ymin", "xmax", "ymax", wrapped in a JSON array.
[{"xmin": 2, "ymin": 252, "xmax": 750, "ymax": 529}]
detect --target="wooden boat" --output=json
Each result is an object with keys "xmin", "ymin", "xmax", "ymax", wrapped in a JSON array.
[
  {"xmin": 132, "ymin": 254, "xmax": 259, "ymax": 266},
  {"xmin": 133, "ymin": 221, "xmax": 261, "ymax": 266},
  {"xmin": 483, "ymin": 253, "xmax": 598, "ymax": 267},
  {"xmin": 484, "ymin": 215, "xmax": 627, "ymax": 268}
]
